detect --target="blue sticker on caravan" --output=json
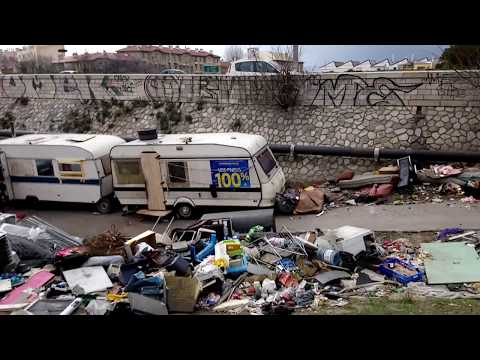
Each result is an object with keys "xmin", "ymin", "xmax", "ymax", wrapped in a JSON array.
[{"xmin": 210, "ymin": 160, "xmax": 251, "ymax": 189}]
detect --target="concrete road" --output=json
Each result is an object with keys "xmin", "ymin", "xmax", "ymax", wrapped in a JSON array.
[
  {"xmin": 8, "ymin": 200, "xmax": 480, "ymax": 239},
  {"xmin": 277, "ymin": 202, "xmax": 480, "ymax": 232}
]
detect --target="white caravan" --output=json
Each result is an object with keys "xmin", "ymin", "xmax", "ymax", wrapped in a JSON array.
[
  {"xmin": 0, "ymin": 133, "xmax": 125, "ymax": 213},
  {"xmin": 110, "ymin": 132, "xmax": 286, "ymax": 218}
]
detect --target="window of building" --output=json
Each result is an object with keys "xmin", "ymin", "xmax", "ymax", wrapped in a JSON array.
[
  {"xmin": 167, "ymin": 161, "xmax": 188, "ymax": 185},
  {"xmin": 36, "ymin": 159, "xmax": 54, "ymax": 177},
  {"xmin": 114, "ymin": 160, "xmax": 144, "ymax": 185},
  {"xmin": 59, "ymin": 162, "xmax": 83, "ymax": 178}
]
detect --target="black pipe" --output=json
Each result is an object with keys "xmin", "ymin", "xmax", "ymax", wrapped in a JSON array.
[
  {"xmin": 0, "ymin": 130, "xmax": 34, "ymax": 138},
  {"xmin": 269, "ymin": 144, "xmax": 480, "ymax": 163}
]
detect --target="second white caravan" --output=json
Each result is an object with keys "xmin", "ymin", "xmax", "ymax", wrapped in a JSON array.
[{"xmin": 110, "ymin": 132, "xmax": 285, "ymax": 218}]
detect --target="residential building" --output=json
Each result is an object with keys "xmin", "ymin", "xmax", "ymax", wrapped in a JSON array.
[
  {"xmin": 52, "ymin": 52, "xmax": 151, "ymax": 73},
  {"xmin": 116, "ymin": 45, "xmax": 221, "ymax": 73},
  {"xmin": 0, "ymin": 48, "xmax": 21, "ymax": 74},
  {"xmin": 16, "ymin": 45, "xmax": 65, "ymax": 63}
]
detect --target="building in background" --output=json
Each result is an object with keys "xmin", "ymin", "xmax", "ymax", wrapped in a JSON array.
[
  {"xmin": 116, "ymin": 45, "xmax": 221, "ymax": 73},
  {"xmin": 0, "ymin": 48, "xmax": 21, "ymax": 74},
  {"xmin": 317, "ymin": 57, "xmax": 438, "ymax": 73},
  {"xmin": 16, "ymin": 45, "xmax": 65, "ymax": 63},
  {"xmin": 52, "ymin": 52, "xmax": 153, "ymax": 73}
]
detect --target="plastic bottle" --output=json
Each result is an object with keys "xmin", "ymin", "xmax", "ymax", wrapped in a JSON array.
[{"xmin": 316, "ymin": 247, "xmax": 341, "ymax": 266}]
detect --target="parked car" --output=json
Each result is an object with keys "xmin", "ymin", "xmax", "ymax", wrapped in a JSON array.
[
  {"xmin": 59, "ymin": 70, "xmax": 78, "ymax": 74},
  {"xmin": 227, "ymin": 59, "xmax": 281, "ymax": 75},
  {"xmin": 160, "ymin": 69, "xmax": 186, "ymax": 74}
]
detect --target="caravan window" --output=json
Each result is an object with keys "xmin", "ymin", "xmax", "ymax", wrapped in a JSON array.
[
  {"xmin": 114, "ymin": 160, "xmax": 144, "ymax": 185},
  {"xmin": 59, "ymin": 162, "xmax": 83, "ymax": 178},
  {"xmin": 168, "ymin": 161, "xmax": 188, "ymax": 185},
  {"xmin": 35, "ymin": 160, "xmax": 54, "ymax": 176},
  {"xmin": 256, "ymin": 148, "xmax": 277, "ymax": 176}
]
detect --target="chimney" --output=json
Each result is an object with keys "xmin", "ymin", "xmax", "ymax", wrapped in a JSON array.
[{"xmin": 292, "ymin": 45, "xmax": 299, "ymax": 71}]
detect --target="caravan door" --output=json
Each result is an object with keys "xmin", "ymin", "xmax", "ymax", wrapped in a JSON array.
[
  {"xmin": 140, "ymin": 152, "xmax": 166, "ymax": 211},
  {"xmin": 0, "ymin": 152, "xmax": 14, "ymax": 200}
]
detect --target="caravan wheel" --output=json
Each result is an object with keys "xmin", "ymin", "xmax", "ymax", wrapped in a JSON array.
[
  {"xmin": 175, "ymin": 203, "xmax": 193, "ymax": 219},
  {"xmin": 96, "ymin": 197, "xmax": 113, "ymax": 214}
]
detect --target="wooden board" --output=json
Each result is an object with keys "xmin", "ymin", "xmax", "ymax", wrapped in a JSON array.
[
  {"xmin": 140, "ymin": 152, "xmax": 166, "ymax": 211},
  {"xmin": 421, "ymin": 242, "xmax": 480, "ymax": 284}
]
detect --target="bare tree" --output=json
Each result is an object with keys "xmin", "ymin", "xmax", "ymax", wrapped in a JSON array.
[
  {"xmin": 224, "ymin": 46, "xmax": 245, "ymax": 62},
  {"xmin": 438, "ymin": 45, "xmax": 480, "ymax": 89},
  {"xmin": 248, "ymin": 45, "xmax": 305, "ymax": 110},
  {"xmin": 18, "ymin": 55, "xmax": 57, "ymax": 74}
]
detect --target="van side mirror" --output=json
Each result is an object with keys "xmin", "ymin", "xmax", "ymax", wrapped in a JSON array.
[{"xmin": 209, "ymin": 184, "xmax": 218, "ymax": 198}]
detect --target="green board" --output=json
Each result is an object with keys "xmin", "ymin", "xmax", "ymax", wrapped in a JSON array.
[{"xmin": 421, "ymin": 242, "xmax": 480, "ymax": 284}]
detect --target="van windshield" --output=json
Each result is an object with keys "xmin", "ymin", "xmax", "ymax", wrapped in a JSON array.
[{"xmin": 256, "ymin": 148, "xmax": 277, "ymax": 176}]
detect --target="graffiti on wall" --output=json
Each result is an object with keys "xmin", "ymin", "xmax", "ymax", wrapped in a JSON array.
[
  {"xmin": 424, "ymin": 72, "xmax": 466, "ymax": 98},
  {"xmin": 0, "ymin": 72, "xmax": 476, "ymax": 107},
  {"xmin": 305, "ymin": 74, "xmax": 422, "ymax": 107}
]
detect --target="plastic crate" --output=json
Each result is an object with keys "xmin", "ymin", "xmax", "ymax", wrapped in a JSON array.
[
  {"xmin": 226, "ymin": 255, "xmax": 248, "ymax": 275},
  {"xmin": 379, "ymin": 258, "xmax": 424, "ymax": 285}
]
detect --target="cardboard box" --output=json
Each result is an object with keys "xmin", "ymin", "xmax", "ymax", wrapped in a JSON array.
[
  {"xmin": 124, "ymin": 231, "xmax": 157, "ymax": 260},
  {"xmin": 164, "ymin": 276, "xmax": 201, "ymax": 313}
]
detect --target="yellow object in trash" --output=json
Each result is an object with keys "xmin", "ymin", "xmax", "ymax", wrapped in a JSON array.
[
  {"xmin": 107, "ymin": 292, "xmax": 128, "ymax": 302},
  {"xmin": 214, "ymin": 259, "xmax": 228, "ymax": 269}
]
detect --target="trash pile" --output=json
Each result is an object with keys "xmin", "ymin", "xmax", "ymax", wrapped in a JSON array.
[
  {"xmin": 2, "ymin": 208, "xmax": 480, "ymax": 315},
  {"xmin": 276, "ymin": 158, "xmax": 480, "ymax": 216}
]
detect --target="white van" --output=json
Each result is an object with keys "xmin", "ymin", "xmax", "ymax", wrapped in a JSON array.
[
  {"xmin": 0, "ymin": 133, "xmax": 125, "ymax": 213},
  {"xmin": 110, "ymin": 132, "xmax": 285, "ymax": 218}
]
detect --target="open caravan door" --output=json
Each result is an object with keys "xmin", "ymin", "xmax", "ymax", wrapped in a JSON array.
[
  {"xmin": 0, "ymin": 151, "xmax": 14, "ymax": 202},
  {"xmin": 138, "ymin": 152, "xmax": 171, "ymax": 217}
]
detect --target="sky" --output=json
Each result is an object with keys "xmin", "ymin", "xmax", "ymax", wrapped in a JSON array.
[{"xmin": 0, "ymin": 45, "xmax": 447, "ymax": 69}]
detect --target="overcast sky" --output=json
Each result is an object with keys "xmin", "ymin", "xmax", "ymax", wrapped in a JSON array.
[{"xmin": 0, "ymin": 45, "xmax": 447, "ymax": 69}]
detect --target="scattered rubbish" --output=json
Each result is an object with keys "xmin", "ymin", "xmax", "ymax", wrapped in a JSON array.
[
  {"xmin": 62, "ymin": 266, "xmax": 113, "ymax": 295},
  {"xmin": 313, "ymin": 270, "xmax": 351, "ymax": 285},
  {"xmin": 379, "ymin": 258, "xmax": 424, "ymax": 285},
  {"xmin": 128, "ymin": 293, "xmax": 168, "ymax": 315},
  {"xmin": 213, "ymin": 299, "xmax": 249, "ymax": 312},
  {"xmin": 164, "ymin": 275, "xmax": 201, "ymax": 313},
  {"xmin": 437, "ymin": 228, "xmax": 464, "ymax": 241},
  {"xmin": 0, "ymin": 270, "xmax": 54, "ymax": 305}
]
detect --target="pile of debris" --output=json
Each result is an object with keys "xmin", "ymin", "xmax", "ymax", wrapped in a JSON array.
[
  {"xmin": 276, "ymin": 158, "xmax": 480, "ymax": 216},
  {"xmin": 2, "ymin": 209, "xmax": 480, "ymax": 315}
]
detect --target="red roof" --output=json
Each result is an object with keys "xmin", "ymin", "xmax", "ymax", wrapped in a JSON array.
[
  {"xmin": 117, "ymin": 45, "xmax": 220, "ymax": 58},
  {"xmin": 53, "ymin": 52, "xmax": 137, "ymax": 64}
]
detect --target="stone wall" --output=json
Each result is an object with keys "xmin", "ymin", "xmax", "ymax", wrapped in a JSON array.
[
  {"xmin": 0, "ymin": 71, "xmax": 479, "ymax": 107},
  {"xmin": 1, "ymin": 96, "xmax": 479, "ymax": 182}
]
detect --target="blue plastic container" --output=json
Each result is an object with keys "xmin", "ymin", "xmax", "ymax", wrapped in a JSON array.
[
  {"xmin": 379, "ymin": 258, "xmax": 424, "ymax": 285},
  {"xmin": 226, "ymin": 255, "xmax": 248, "ymax": 275}
]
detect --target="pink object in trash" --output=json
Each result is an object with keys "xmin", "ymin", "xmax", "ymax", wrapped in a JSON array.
[
  {"xmin": 461, "ymin": 196, "xmax": 479, "ymax": 204},
  {"xmin": 0, "ymin": 271, "xmax": 54, "ymax": 305},
  {"xmin": 432, "ymin": 165, "xmax": 462, "ymax": 177}
]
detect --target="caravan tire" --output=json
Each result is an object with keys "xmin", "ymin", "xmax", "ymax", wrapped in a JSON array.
[
  {"xmin": 175, "ymin": 203, "xmax": 193, "ymax": 219},
  {"xmin": 96, "ymin": 197, "xmax": 113, "ymax": 214},
  {"xmin": 25, "ymin": 196, "xmax": 39, "ymax": 208}
]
